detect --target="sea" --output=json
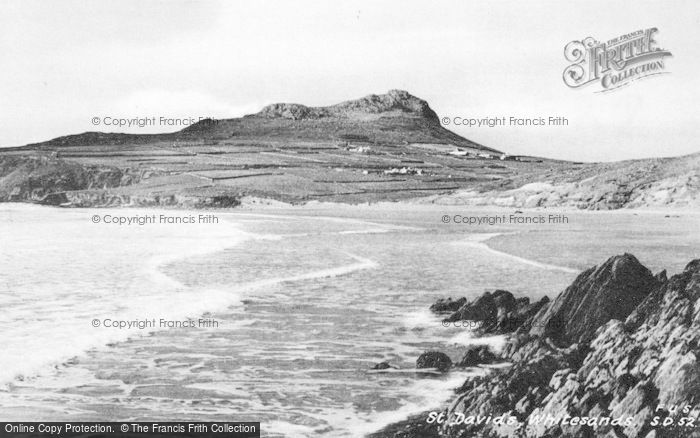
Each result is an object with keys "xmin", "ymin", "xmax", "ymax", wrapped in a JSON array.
[{"xmin": 0, "ymin": 203, "xmax": 698, "ymax": 437}]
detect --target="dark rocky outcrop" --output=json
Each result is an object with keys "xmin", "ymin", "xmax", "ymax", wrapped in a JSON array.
[
  {"xmin": 498, "ymin": 296, "xmax": 550, "ymax": 334},
  {"xmin": 445, "ymin": 289, "xmax": 518, "ymax": 325},
  {"xmin": 655, "ymin": 269, "xmax": 668, "ymax": 283},
  {"xmin": 381, "ymin": 255, "xmax": 700, "ymax": 438},
  {"xmin": 257, "ymin": 89, "xmax": 441, "ymax": 123},
  {"xmin": 416, "ymin": 351, "xmax": 452, "ymax": 372},
  {"xmin": 372, "ymin": 361, "xmax": 397, "ymax": 370},
  {"xmin": 441, "ymin": 290, "xmax": 549, "ymax": 335},
  {"xmin": 523, "ymin": 258, "xmax": 700, "ymax": 438},
  {"xmin": 443, "ymin": 290, "xmax": 504, "ymax": 324},
  {"xmin": 456, "ymin": 346, "xmax": 497, "ymax": 367},
  {"xmin": 429, "ymin": 297, "xmax": 467, "ymax": 313},
  {"xmin": 527, "ymin": 253, "xmax": 660, "ymax": 347}
]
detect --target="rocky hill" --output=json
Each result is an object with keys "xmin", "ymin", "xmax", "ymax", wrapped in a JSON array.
[
  {"xmin": 30, "ymin": 90, "xmax": 491, "ymax": 152},
  {"xmin": 257, "ymin": 89, "xmax": 441, "ymax": 121},
  {"xmin": 0, "ymin": 90, "xmax": 698, "ymax": 209}
]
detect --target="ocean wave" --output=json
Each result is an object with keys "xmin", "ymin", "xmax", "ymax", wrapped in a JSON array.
[
  {"xmin": 456, "ymin": 233, "xmax": 579, "ymax": 273},
  {"xmin": 0, "ymin": 211, "xmax": 253, "ymax": 387}
]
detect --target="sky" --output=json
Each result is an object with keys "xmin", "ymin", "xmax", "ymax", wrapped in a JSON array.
[{"xmin": 1, "ymin": 0, "xmax": 698, "ymax": 162}]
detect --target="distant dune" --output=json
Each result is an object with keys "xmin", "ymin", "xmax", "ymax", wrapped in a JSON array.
[
  {"xmin": 0, "ymin": 90, "xmax": 697, "ymax": 209},
  {"xmin": 422, "ymin": 152, "xmax": 700, "ymax": 210}
]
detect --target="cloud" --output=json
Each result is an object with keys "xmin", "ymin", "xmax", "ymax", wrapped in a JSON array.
[{"xmin": 90, "ymin": 89, "xmax": 263, "ymax": 133}]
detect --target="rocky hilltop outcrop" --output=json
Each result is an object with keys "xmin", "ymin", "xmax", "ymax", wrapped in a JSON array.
[
  {"xmin": 257, "ymin": 89, "xmax": 440, "ymax": 122},
  {"xmin": 378, "ymin": 254, "xmax": 700, "ymax": 438}
]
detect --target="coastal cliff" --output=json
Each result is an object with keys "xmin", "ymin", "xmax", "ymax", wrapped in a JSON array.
[
  {"xmin": 0, "ymin": 155, "xmax": 240, "ymax": 207},
  {"xmin": 376, "ymin": 254, "xmax": 700, "ymax": 438}
]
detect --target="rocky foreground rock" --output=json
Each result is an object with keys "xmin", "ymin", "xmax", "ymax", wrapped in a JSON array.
[
  {"xmin": 375, "ymin": 253, "xmax": 700, "ymax": 438},
  {"xmin": 417, "ymin": 351, "xmax": 453, "ymax": 372}
]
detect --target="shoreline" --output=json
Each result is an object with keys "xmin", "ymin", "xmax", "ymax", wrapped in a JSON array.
[{"xmin": 4, "ymin": 198, "xmax": 700, "ymax": 216}]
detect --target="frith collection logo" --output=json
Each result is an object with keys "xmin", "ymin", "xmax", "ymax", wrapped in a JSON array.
[{"xmin": 563, "ymin": 28, "xmax": 672, "ymax": 92}]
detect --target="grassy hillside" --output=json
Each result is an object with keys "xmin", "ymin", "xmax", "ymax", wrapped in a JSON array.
[{"xmin": 0, "ymin": 90, "xmax": 697, "ymax": 209}]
